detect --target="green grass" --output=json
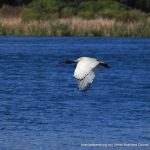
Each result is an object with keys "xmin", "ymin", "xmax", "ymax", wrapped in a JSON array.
[{"xmin": 0, "ymin": 24, "xmax": 7, "ymax": 35}]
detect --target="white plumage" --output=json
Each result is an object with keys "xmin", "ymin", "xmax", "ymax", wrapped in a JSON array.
[
  {"xmin": 73, "ymin": 57, "xmax": 108, "ymax": 92},
  {"xmin": 63, "ymin": 56, "xmax": 108, "ymax": 92},
  {"xmin": 74, "ymin": 57, "xmax": 99, "ymax": 80},
  {"xmin": 77, "ymin": 69, "xmax": 95, "ymax": 91}
]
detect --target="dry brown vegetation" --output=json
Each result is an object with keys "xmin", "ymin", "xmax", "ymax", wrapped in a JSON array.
[{"xmin": 0, "ymin": 17, "xmax": 150, "ymax": 37}]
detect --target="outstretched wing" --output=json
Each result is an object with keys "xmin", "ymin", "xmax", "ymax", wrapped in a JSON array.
[
  {"xmin": 77, "ymin": 69, "xmax": 96, "ymax": 92},
  {"xmin": 74, "ymin": 58, "xmax": 99, "ymax": 80}
]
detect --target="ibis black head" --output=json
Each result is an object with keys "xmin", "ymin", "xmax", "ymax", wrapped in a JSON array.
[
  {"xmin": 64, "ymin": 59, "xmax": 75, "ymax": 64},
  {"xmin": 99, "ymin": 61, "xmax": 109, "ymax": 68},
  {"xmin": 59, "ymin": 59, "xmax": 75, "ymax": 64}
]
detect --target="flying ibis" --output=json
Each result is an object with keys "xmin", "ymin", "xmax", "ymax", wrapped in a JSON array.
[{"xmin": 63, "ymin": 57, "xmax": 109, "ymax": 92}]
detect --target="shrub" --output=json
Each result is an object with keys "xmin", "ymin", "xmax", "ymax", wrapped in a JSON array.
[
  {"xmin": 79, "ymin": 0, "xmax": 126, "ymax": 13},
  {"xmin": 0, "ymin": 5, "xmax": 22, "ymax": 17},
  {"xmin": 116, "ymin": 10, "xmax": 147, "ymax": 22},
  {"xmin": 27, "ymin": 0, "xmax": 63, "ymax": 13},
  {"xmin": 79, "ymin": 1, "xmax": 100, "ymax": 13},
  {"xmin": 21, "ymin": 9, "xmax": 40, "ymax": 22},
  {"xmin": 96, "ymin": 0, "xmax": 127, "ymax": 10},
  {"xmin": 78, "ymin": 0, "xmax": 129, "ymax": 19},
  {"xmin": 61, "ymin": 7, "xmax": 76, "ymax": 18},
  {"xmin": 21, "ymin": 8, "xmax": 59, "ymax": 22},
  {"xmin": 96, "ymin": 9, "xmax": 120, "ymax": 19},
  {"xmin": 77, "ymin": 11, "xmax": 95, "ymax": 19}
]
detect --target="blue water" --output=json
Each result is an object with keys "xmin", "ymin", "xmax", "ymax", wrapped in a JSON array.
[{"xmin": 0, "ymin": 37, "xmax": 150, "ymax": 150}]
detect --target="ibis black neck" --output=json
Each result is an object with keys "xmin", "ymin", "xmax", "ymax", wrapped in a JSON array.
[
  {"xmin": 64, "ymin": 60, "xmax": 75, "ymax": 64},
  {"xmin": 99, "ymin": 62, "xmax": 109, "ymax": 68}
]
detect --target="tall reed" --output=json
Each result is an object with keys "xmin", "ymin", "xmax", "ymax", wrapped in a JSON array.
[{"xmin": 0, "ymin": 17, "xmax": 150, "ymax": 37}]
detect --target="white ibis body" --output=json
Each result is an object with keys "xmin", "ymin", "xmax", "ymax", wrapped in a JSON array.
[{"xmin": 64, "ymin": 57, "xmax": 109, "ymax": 92}]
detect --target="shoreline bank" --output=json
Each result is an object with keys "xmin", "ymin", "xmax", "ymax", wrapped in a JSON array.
[{"xmin": 0, "ymin": 17, "xmax": 150, "ymax": 37}]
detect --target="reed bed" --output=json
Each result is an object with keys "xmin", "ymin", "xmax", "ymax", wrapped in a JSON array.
[{"xmin": 0, "ymin": 17, "xmax": 150, "ymax": 37}]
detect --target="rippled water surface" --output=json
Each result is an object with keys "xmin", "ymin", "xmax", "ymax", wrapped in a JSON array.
[{"xmin": 0, "ymin": 37, "xmax": 150, "ymax": 150}]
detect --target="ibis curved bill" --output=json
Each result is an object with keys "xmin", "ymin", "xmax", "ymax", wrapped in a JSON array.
[{"xmin": 65, "ymin": 57, "xmax": 109, "ymax": 92}]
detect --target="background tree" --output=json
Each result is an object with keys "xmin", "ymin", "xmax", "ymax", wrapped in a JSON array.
[
  {"xmin": 118, "ymin": 0, "xmax": 150, "ymax": 12},
  {"xmin": 0, "ymin": 0, "xmax": 31, "ymax": 6}
]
